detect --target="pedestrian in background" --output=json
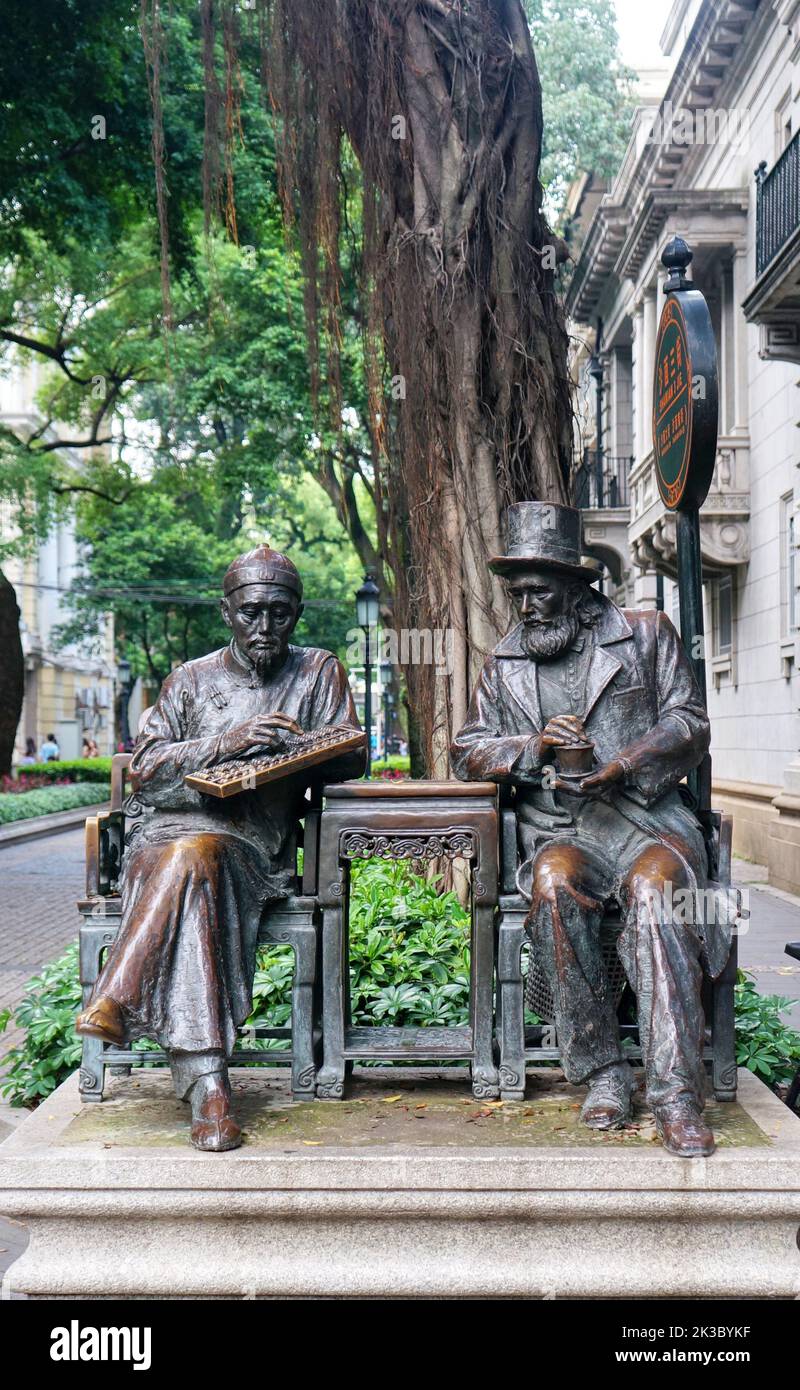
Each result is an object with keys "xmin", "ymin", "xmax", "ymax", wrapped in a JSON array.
[{"xmin": 39, "ymin": 733, "xmax": 60, "ymax": 762}]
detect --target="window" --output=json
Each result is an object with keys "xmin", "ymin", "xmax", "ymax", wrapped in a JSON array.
[
  {"xmin": 775, "ymin": 89, "xmax": 793, "ymax": 159},
  {"xmin": 670, "ymin": 580, "xmax": 681, "ymax": 635},
  {"xmin": 781, "ymin": 493, "xmax": 797, "ymax": 637},
  {"xmin": 713, "ymin": 575, "xmax": 733, "ymax": 656}
]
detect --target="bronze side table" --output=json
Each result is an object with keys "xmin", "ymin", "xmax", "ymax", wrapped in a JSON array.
[{"xmin": 315, "ymin": 780, "xmax": 499, "ymax": 1099}]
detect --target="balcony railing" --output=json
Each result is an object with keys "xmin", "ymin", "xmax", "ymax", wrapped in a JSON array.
[
  {"xmin": 575, "ymin": 451, "xmax": 632, "ymax": 510},
  {"xmin": 756, "ymin": 130, "xmax": 800, "ymax": 277}
]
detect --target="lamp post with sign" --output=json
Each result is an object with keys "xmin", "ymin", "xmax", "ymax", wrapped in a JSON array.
[
  {"xmin": 117, "ymin": 657, "xmax": 132, "ymax": 750},
  {"xmin": 652, "ymin": 236, "xmax": 718, "ymax": 819},
  {"xmin": 355, "ymin": 573, "xmax": 380, "ymax": 776}
]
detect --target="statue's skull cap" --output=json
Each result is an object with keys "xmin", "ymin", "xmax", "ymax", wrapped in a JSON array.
[{"xmin": 222, "ymin": 546, "xmax": 303, "ymax": 599}]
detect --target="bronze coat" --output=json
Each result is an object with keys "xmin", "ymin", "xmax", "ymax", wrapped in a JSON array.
[
  {"xmin": 450, "ymin": 599, "xmax": 732, "ymax": 975},
  {"xmin": 94, "ymin": 641, "xmax": 364, "ymax": 1054}
]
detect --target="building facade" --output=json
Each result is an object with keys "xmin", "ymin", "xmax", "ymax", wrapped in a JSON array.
[
  {"xmin": 1, "ymin": 358, "xmax": 116, "ymax": 762},
  {"xmin": 567, "ymin": 0, "xmax": 800, "ymax": 891}
]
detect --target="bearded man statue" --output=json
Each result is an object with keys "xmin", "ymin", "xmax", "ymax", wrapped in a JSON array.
[
  {"xmin": 451, "ymin": 503, "xmax": 734, "ymax": 1158},
  {"xmin": 76, "ymin": 546, "xmax": 364, "ymax": 1151}
]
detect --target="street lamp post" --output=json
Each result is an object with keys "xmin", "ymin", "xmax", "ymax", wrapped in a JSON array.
[
  {"xmin": 117, "ymin": 657, "xmax": 132, "ymax": 750},
  {"xmin": 355, "ymin": 573, "xmax": 380, "ymax": 776},
  {"xmin": 383, "ymin": 688, "xmax": 395, "ymax": 759},
  {"xmin": 588, "ymin": 347, "xmax": 605, "ymax": 508}
]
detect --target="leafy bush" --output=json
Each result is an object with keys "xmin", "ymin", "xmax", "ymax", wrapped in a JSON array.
[
  {"xmin": 0, "ymin": 782, "xmax": 111, "ymax": 825},
  {"xmin": 0, "ymin": 859, "xmax": 470, "ymax": 1102},
  {"xmin": 5, "ymin": 877, "xmax": 799, "ymax": 1108},
  {"xmin": 734, "ymin": 971, "xmax": 800, "ymax": 1088},
  {"xmin": 0, "ymin": 946, "xmax": 83, "ymax": 1105},
  {"xmin": 14, "ymin": 757, "xmax": 113, "ymax": 784}
]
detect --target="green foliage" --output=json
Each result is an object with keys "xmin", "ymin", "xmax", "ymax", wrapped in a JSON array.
[
  {"xmin": 0, "ymin": 1, "xmax": 153, "ymax": 259},
  {"xmin": 734, "ymin": 971, "xmax": 800, "ymax": 1089},
  {"xmin": 0, "ymin": 2, "xmax": 371, "ymax": 690},
  {"xmin": 370, "ymin": 757, "xmax": 411, "ymax": 775},
  {"xmin": 0, "ymin": 946, "xmax": 83, "ymax": 1106},
  {"xmin": 243, "ymin": 859, "xmax": 471, "ymax": 1038},
  {"xmin": 0, "ymin": 782, "xmax": 110, "ymax": 824},
  {"xmin": 346, "ymin": 860, "xmax": 470, "ymax": 1027},
  {"xmin": 524, "ymin": 0, "xmax": 635, "ymax": 219},
  {"xmin": 6, "ymin": 899, "xmax": 800, "ymax": 1109},
  {"xmin": 13, "ymin": 758, "xmax": 113, "ymax": 784}
]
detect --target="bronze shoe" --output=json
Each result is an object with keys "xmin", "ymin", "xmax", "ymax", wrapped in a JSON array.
[
  {"xmin": 75, "ymin": 995, "xmax": 126, "ymax": 1046},
  {"xmin": 581, "ymin": 1063, "xmax": 636, "ymax": 1130},
  {"xmin": 655, "ymin": 1101, "xmax": 716, "ymax": 1158},
  {"xmin": 189, "ymin": 1076, "xmax": 242, "ymax": 1153}
]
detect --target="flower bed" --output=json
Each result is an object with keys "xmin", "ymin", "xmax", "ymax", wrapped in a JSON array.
[{"xmin": 0, "ymin": 782, "xmax": 111, "ymax": 826}]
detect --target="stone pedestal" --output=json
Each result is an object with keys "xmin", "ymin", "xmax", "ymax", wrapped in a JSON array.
[{"xmin": 1, "ymin": 1067, "xmax": 799, "ymax": 1299}]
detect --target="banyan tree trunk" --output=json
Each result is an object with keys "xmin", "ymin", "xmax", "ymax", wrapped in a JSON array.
[
  {"xmin": 0, "ymin": 572, "xmax": 24, "ymax": 775},
  {"xmin": 266, "ymin": 0, "xmax": 573, "ymax": 772}
]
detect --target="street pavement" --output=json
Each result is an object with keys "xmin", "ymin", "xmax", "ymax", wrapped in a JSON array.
[
  {"xmin": 0, "ymin": 827, "xmax": 85, "ymax": 1284},
  {"xmin": 0, "ymin": 826, "xmax": 799, "ymax": 1283}
]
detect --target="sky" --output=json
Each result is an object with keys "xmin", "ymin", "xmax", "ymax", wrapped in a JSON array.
[{"xmin": 614, "ymin": 0, "xmax": 673, "ymax": 68}]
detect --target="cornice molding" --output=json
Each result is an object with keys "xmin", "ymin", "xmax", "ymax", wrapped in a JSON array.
[{"xmin": 566, "ymin": 0, "xmax": 764, "ymax": 324}]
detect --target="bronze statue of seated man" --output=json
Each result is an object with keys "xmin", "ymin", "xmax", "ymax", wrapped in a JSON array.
[
  {"xmin": 77, "ymin": 546, "xmax": 365, "ymax": 1151},
  {"xmin": 451, "ymin": 502, "xmax": 735, "ymax": 1158}
]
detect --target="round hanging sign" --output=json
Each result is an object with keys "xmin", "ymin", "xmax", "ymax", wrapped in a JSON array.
[{"xmin": 652, "ymin": 284, "xmax": 718, "ymax": 512}]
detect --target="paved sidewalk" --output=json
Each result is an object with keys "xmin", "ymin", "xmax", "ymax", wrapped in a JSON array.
[
  {"xmin": 0, "ymin": 827, "xmax": 86, "ymax": 1286},
  {"xmin": 0, "ymin": 827, "xmax": 85, "ymax": 1062},
  {"xmin": 734, "ymin": 859, "xmax": 800, "ymax": 1006}
]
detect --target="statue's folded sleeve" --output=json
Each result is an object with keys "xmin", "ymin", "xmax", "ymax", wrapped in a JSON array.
[{"xmin": 130, "ymin": 667, "xmax": 224, "ymax": 810}]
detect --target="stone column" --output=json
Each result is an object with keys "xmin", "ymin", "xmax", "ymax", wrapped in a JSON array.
[
  {"xmin": 632, "ymin": 301, "xmax": 646, "ymax": 462},
  {"xmin": 633, "ymin": 568, "xmax": 660, "ymax": 610},
  {"xmin": 731, "ymin": 250, "xmax": 749, "ymax": 433},
  {"xmin": 769, "ymin": 480, "xmax": 800, "ymax": 894},
  {"xmin": 642, "ymin": 287, "xmax": 658, "ymax": 456}
]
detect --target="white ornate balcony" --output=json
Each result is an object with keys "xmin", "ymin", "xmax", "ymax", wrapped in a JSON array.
[{"xmin": 629, "ymin": 435, "xmax": 750, "ymax": 577}]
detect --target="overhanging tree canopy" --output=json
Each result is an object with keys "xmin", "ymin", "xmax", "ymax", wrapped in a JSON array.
[{"xmin": 262, "ymin": 0, "xmax": 573, "ymax": 769}]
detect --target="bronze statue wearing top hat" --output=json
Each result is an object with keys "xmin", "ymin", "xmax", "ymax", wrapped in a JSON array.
[{"xmin": 451, "ymin": 502, "xmax": 735, "ymax": 1157}]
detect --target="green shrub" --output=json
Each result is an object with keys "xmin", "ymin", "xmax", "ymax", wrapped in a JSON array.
[
  {"xmin": 14, "ymin": 757, "xmax": 113, "ymax": 784},
  {"xmin": 5, "ymin": 879, "xmax": 799, "ymax": 1108},
  {"xmin": 0, "ymin": 782, "xmax": 111, "ymax": 825},
  {"xmin": 0, "ymin": 946, "xmax": 83, "ymax": 1105},
  {"xmin": 0, "ymin": 859, "xmax": 470, "ymax": 1102},
  {"xmin": 370, "ymin": 756, "xmax": 410, "ymax": 780},
  {"xmin": 734, "ymin": 971, "xmax": 800, "ymax": 1089}
]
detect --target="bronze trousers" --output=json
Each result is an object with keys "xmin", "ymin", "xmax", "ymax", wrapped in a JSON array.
[
  {"xmin": 93, "ymin": 831, "xmax": 267, "ymax": 1060},
  {"xmin": 526, "ymin": 828, "xmax": 708, "ymax": 1110}
]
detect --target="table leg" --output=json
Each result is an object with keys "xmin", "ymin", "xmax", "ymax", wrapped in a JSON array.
[
  {"xmin": 317, "ymin": 903, "xmax": 347, "ymax": 1099},
  {"xmin": 470, "ymin": 903, "xmax": 499, "ymax": 1099}
]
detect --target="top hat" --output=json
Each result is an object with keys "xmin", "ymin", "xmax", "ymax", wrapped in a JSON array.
[
  {"xmin": 489, "ymin": 502, "xmax": 597, "ymax": 581},
  {"xmin": 222, "ymin": 546, "xmax": 303, "ymax": 599}
]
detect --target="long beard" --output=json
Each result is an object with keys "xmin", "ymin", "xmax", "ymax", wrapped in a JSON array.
[
  {"xmin": 252, "ymin": 649, "xmax": 274, "ymax": 681},
  {"xmin": 520, "ymin": 611, "xmax": 581, "ymax": 661}
]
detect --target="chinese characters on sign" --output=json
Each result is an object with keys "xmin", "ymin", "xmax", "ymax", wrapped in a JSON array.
[{"xmin": 653, "ymin": 297, "xmax": 693, "ymax": 509}]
